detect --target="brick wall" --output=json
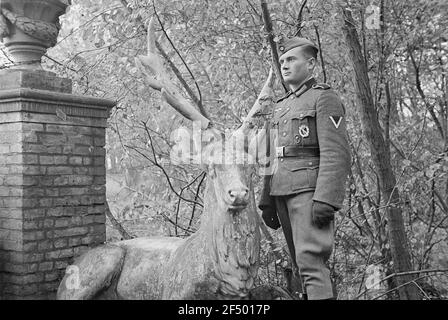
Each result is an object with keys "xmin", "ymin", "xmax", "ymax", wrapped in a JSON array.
[{"xmin": 0, "ymin": 70, "xmax": 114, "ymax": 299}]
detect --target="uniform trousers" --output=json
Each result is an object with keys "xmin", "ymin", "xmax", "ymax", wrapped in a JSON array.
[{"xmin": 274, "ymin": 191, "xmax": 335, "ymax": 300}]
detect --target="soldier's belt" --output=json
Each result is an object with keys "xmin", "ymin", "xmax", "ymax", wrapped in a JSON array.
[{"xmin": 275, "ymin": 146, "xmax": 320, "ymax": 158}]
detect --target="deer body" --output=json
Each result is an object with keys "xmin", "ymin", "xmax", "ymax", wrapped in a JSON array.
[{"xmin": 57, "ymin": 158, "xmax": 260, "ymax": 300}]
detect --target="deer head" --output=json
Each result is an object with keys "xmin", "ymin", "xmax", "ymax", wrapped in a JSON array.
[
  {"xmin": 201, "ymin": 135, "xmax": 251, "ymax": 211},
  {"xmin": 135, "ymin": 15, "xmax": 277, "ymax": 215}
]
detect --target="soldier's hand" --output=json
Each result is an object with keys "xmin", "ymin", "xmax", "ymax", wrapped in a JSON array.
[
  {"xmin": 312, "ymin": 201, "xmax": 335, "ymax": 228},
  {"xmin": 262, "ymin": 208, "xmax": 281, "ymax": 230}
]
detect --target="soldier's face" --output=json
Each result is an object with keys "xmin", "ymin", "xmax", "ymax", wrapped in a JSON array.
[{"xmin": 279, "ymin": 47, "xmax": 314, "ymax": 89}]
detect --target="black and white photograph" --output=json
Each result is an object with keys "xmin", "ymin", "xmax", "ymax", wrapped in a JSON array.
[{"xmin": 0, "ymin": 0, "xmax": 447, "ymax": 307}]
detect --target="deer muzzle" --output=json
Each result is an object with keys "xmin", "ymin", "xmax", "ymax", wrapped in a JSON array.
[{"xmin": 226, "ymin": 186, "xmax": 249, "ymax": 210}]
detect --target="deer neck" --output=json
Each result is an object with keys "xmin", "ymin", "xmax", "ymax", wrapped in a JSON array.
[{"xmin": 200, "ymin": 179, "xmax": 260, "ymax": 298}]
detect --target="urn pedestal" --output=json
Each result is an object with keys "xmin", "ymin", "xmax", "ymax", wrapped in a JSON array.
[
  {"xmin": 0, "ymin": 0, "xmax": 69, "ymax": 69},
  {"xmin": 0, "ymin": 1, "xmax": 117, "ymax": 299}
]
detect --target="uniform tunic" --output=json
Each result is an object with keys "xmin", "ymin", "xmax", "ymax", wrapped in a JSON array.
[{"xmin": 269, "ymin": 77, "xmax": 350, "ymax": 208}]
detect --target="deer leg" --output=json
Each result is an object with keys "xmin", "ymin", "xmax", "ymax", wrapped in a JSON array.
[{"xmin": 57, "ymin": 244, "xmax": 126, "ymax": 300}]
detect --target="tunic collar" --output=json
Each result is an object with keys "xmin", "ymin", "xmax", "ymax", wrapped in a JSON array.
[{"xmin": 277, "ymin": 77, "xmax": 317, "ymax": 102}]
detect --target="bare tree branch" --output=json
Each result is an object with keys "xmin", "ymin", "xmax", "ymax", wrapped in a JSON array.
[
  {"xmin": 355, "ymin": 268, "xmax": 448, "ymax": 300},
  {"xmin": 408, "ymin": 48, "xmax": 445, "ymax": 140},
  {"xmin": 105, "ymin": 201, "xmax": 134, "ymax": 240}
]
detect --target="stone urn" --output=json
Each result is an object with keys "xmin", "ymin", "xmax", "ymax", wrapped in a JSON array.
[{"xmin": 0, "ymin": 0, "xmax": 71, "ymax": 69}]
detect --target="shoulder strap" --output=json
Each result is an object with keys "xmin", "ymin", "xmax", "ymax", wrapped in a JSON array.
[{"xmin": 312, "ymin": 83, "xmax": 331, "ymax": 90}]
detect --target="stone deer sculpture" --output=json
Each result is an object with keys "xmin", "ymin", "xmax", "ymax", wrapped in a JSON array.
[{"xmin": 57, "ymin": 18, "xmax": 276, "ymax": 300}]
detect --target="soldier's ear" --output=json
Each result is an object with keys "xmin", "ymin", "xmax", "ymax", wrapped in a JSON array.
[{"xmin": 307, "ymin": 57, "xmax": 316, "ymax": 72}]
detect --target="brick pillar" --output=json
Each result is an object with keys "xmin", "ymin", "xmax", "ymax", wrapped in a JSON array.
[{"xmin": 0, "ymin": 69, "xmax": 115, "ymax": 299}]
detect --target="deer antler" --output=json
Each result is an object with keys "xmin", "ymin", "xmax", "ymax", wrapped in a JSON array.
[
  {"xmin": 231, "ymin": 68, "xmax": 276, "ymax": 164},
  {"xmin": 232, "ymin": 67, "xmax": 275, "ymax": 140},
  {"xmin": 235, "ymin": 68, "xmax": 275, "ymax": 136},
  {"xmin": 136, "ymin": 18, "xmax": 211, "ymax": 129}
]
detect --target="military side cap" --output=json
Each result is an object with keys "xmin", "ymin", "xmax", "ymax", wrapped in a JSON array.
[{"xmin": 277, "ymin": 36, "xmax": 318, "ymax": 56}]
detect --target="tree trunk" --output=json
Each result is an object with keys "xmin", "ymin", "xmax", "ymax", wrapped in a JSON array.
[
  {"xmin": 260, "ymin": 0, "xmax": 288, "ymax": 92},
  {"xmin": 341, "ymin": 8, "xmax": 420, "ymax": 300}
]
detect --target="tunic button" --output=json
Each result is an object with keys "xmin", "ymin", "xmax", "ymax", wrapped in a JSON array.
[
  {"xmin": 280, "ymin": 158, "xmax": 284, "ymax": 162},
  {"xmin": 282, "ymin": 132, "xmax": 286, "ymax": 137},
  {"xmin": 290, "ymin": 95, "xmax": 295, "ymax": 99},
  {"xmin": 309, "ymin": 162, "xmax": 313, "ymax": 165},
  {"xmin": 287, "ymin": 107, "xmax": 290, "ymax": 111},
  {"xmin": 299, "ymin": 113, "xmax": 304, "ymax": 117},
  {"xmin": 283, "ymin": 119, "xmax": 287, "ymax": 123}
]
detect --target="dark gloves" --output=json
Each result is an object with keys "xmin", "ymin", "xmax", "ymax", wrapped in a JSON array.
[
  {"xmin": 261, "ymin": 207, "xmax": 281, "ymax": 230},
  {"xmin": 312, "ymin": 201, "xmax": 336, "ymax": 228},
  {"xmin": 259, "ymin": 175, "xmax": 280, "ymax": 230}
]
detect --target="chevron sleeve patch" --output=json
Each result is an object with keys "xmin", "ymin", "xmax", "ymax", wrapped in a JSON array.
[{"xmin": 329, "ymin": 115, "xmax": 343, "ymax": 129}]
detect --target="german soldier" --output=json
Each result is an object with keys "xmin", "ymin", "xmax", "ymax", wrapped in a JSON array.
[{"xmin": 259, "ymin": 37, "xmax": 351, "ymax": 300}]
